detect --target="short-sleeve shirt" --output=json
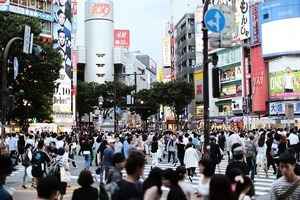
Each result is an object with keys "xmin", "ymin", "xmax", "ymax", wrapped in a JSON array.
[{"xmin": 271, "ymin": 177, "xmax": 300, "ymax": 200}]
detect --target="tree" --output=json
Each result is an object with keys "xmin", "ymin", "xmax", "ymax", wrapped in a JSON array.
[
  {"xmin": 76, "ymin": 81, "xmax": 99, "ymax": 121},
  {"xmin": 152, "ymin": 80, "xmax": 194, "ymax": 130},
  {"xmin": 0, "ymin": 13, "xmax": 62, "ymax": 130},
  {"xmin": 76, "ymin": 81, "xmax": 134, "ymax": 121},
  {"xmin": 134, "ymin": 89, "xmax": 160, "ymax": 130}
]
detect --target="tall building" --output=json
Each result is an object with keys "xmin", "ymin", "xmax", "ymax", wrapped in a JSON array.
[{"xmin": 174, "ymin": 13, "xmax": 196, "ymax": 82}]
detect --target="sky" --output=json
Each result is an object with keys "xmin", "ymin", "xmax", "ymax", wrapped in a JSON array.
[{"xmin": 113, "ymin": 0, "xmax": 199, "ymax": 66}]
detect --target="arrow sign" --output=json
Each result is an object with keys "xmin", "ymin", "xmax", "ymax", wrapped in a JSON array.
[{"xmin": 204, "ymin": 8, "xmax": 226, "ymax": 33}]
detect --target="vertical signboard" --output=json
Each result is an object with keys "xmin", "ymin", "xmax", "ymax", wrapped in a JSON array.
[
  {"xmin": 194, "ymin": 5, "xmax": 203, "ymax": 66},
  {"xmin": 114, "ymin": 29, "xmax": 130, "ymax": 48},
  {"xmin": 53, "ymin": 0, "xmax": 73, "ymax": 114},
  {"xmin": 250, "ymin": 2, "xmax": 261, "ymax": 46},
  {"xmin": 162, "ymin": 36, "xmax": 171, "ymax": 67},
  {"xmin": 251, "ymin": 46, "xmax": 268, "ymax": 112},
  {"xmin": 194, "ymin": 70, "xmax": 204, "ymax": 102},
  {"xmin": 238, "ymin": 0, "xmax": 250, "ymax": 41}
]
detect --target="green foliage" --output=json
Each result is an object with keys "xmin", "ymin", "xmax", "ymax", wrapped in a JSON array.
[
  {"xmin": 134, "ymin": 89, "xmax": 160, "ymax": 122},
  {"xmin": 152, "ymin": 80, "xmax": 194, "ymax": 129},
  {"xmin": 0, "ymin": 13, "xmax": 62, "ymax": 126},
  {"xmin": 76, "ymin": 81, "xmax": 134, "ymax": 120}
]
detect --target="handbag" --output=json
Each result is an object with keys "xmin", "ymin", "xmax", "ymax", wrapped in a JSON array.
[{"xmin": 278, "ymin": 178, "xmax": 300, "ymax": 200}]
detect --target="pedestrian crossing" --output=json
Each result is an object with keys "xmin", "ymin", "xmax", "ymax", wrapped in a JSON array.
[{"xmin": 141, "ymin": 158, "xmax": 276, "ymax": 196}]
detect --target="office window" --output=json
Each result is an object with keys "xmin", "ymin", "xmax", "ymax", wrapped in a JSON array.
[
  {"xmin": 20, "ymin": 0, "xmax": 28, "ymax": 6},
  {"xmin": 30, "ymin": 0, "xmax": 36, "ymax": 7},
  {"xmin": 11, "ymin": 0, "xmax": 19, "ymax": 5}
]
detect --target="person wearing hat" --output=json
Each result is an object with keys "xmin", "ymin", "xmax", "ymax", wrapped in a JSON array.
[{"xmin": 0, "ymin": 155, "xmax": 13, "ymax": 200}]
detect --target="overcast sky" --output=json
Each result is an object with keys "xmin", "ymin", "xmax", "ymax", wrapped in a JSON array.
[{"xmin": 113, "ymin": 0, "xmax": 199, "ymax": 66}]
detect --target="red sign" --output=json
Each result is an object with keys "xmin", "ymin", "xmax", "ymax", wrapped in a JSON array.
[
  {"xmin": 89, "ymin": 3, "xmax": 111, "ymax": 17},
  {"xmin": 251, "ymin": 47, "xmax": 268, "ymax": 112},
  {"xmin": 0, "ymin": 0, "xmax": 6, "ymax": 3},
  {"xmin": 114, "ymin": 29, "xmax": 130, "ymax": 48}
]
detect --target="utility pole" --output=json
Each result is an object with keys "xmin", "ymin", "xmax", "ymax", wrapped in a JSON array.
[{"xmin": 202, "ymin": 0, "xmax": 210, "ymax": 145}]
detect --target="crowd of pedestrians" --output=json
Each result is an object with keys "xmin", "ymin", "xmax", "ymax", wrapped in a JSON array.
[{"xmin": 0, "ymin": 126, "xmax": 299, "ymax": 200}]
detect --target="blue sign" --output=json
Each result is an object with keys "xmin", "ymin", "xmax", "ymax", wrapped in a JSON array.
[{"xmin": 204, "ymin": 8, "xmax": 226, "ymax": 33}]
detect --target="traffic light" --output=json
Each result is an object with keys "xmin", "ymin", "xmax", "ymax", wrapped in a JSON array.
[{"xmin": 212, "ymin": 68, "xmax": 220, "ymax": 98}]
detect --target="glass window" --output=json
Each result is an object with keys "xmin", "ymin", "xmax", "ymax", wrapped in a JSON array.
[
  {"xmin": 41, "ymin": 21, "xmax": 51, "ymax": 35},
  {"xmin": 30, "ymin": 0, "xmax": 36, "ymax": 7},
  {"xmin": 11, "ymin": 0, "xmax": 19, "ymax": 5},
  {"xmin": 20, "ymin": 0, "xmax": 28, "ymax": 6}
]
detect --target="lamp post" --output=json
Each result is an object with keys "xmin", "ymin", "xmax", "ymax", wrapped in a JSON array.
[{"xmin": 202, "ymin": 0, "xmax": 210, "ymax": 146}]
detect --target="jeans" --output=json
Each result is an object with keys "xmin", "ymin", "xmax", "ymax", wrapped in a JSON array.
[
  {"xmin": 84, "ymin": 154, "xmax": 91, "ymax": 169},
  {"xmin": 23, "ymin": 166, "xmax": 28, "ymax": 185},
  {"xmin": 187, "ymin": 167, "xmax": 196, "ymax": 177},
  {"xmin": 246, "ymin": 157, "xmax": 256, "ymax": 180}
]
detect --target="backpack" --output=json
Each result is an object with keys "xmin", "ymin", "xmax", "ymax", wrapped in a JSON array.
[
  {"xmin": 22, "ymin": 150, "xmax": 31, "ymax": 167},
  {"xmin": 244, "ymin": 141, "xmax": 256, "ymax": 158},
  {"xmin": 31, "ymin": 151, "xmax": 44, "ymax": 177},
  {"xmin": 151, "ymin": 141, "xmax": 158, "ymax": 153}
]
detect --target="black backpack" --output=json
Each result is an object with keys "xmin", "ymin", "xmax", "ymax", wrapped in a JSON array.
[
  {"xmin": 151, "ymin": 141, "xmax": 158, "ymax": 153},
  {"xmin": 31, "ymin": 151, "xmax": 44, "ymax": 177}
]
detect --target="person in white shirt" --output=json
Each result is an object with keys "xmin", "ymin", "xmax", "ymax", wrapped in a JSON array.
[
  {"xmin": 114, "ymin": 137, "xmax": 123, "ymax": 153},
  {"xmin": 176, "ymin": 166, "xmax": 195, "ymax": 200},
  {"xmin": 288, "ymin": 131, "xmax": 299, "ymax": 146}
]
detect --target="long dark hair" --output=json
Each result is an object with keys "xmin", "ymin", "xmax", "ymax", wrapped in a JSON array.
[
  {"xmin": 143, "ymin": 167, "xmax": 162, "ymax": 196},
  {"xmin": 209, "ymin": 174, "xmax": 234, "ymax": 200},
  {"xmin": 258, "ymin": 134, "xmax": 265, "ymax": 147}
]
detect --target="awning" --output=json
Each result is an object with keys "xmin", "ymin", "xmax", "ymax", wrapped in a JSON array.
[{"xmin": 215, "ymin": 99, "xmax": 232, "ymax": 106}]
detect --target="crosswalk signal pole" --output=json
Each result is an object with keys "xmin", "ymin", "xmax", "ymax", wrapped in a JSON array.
[{"xmin": 202, "ymin": 0, "xmax": 210, "ymax": 147}]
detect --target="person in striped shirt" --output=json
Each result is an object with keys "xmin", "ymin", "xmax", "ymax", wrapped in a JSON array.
[{"xmin": 271, "ymin": 152, "xmax": 300, "ymax": 200}]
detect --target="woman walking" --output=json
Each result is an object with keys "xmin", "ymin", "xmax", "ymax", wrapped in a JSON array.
[
  {"xmin": 22, "ymin": 143, "xmax": 32, "ymax": 189},
  {"xmin": 184, "ymin": 143, "xmax": 200, "ymax": 182},
  {"xmin": 256, "ymin": 133, "xmax": 268, "ymax": 177}
]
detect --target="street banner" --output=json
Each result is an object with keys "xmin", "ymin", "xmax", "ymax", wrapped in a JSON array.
[{"xmin": 114, "ymin": 29, "xmax": 130, "ymax": 48}]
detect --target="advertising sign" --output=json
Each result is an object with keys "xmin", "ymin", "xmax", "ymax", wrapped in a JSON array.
[
  {"xmin": 250, "ymin": 2, "xmax": 261, "ymax": 46},
  {"xmin": 251, "ymin": 47, "xmax": 267, "ymax": 112},
  {"xmin": 269, "ymin": 101, "xmax": 300, "ymax": 115},
  {"xmin": 194, "ymin": 70, "xmax": 203, "ymax": 103},
  {"xmin": 114, "ymin": 29, "xmax": 130, "ymax": 48},
  {"xmin": 85, "ymin": 0, "xmax": 112, "ymax": 20},
  {"xmin": 195, "ymin": 5, "xmax": 203, "ymax": 66},
  {"xmin": 8, "ymin": 5, "xmax": 53, "ymax": 21},
  {"xmin": 269, "ymin": 56, "xmax": 300, "ymax": 100},
  {"xmin": 261, "ymin": 0, "xmax": 300, "ymax": 57},
  {"xmin": 162, "ymin": 36, "xmax": 171, "ymax": 67},
  {"xmin": 53, "ymin": 0, "xmax": 73, "ymax": 114},
  {"xmin": 269, "ymin": 66, "xmax": 300, "ymax": 100},
  {"xmin": 237, "ymin": 0, "xmax": 250, "ymax": 40}
]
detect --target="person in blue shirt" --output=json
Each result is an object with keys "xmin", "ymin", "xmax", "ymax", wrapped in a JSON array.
[{"xmin": 0, "ymin": 155, "xmax": 13, "ymax": 200}]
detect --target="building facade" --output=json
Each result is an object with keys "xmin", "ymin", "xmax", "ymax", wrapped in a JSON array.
[{"xmin": 175, "ymin": 13, "xmax": 196, "ymax": 82}]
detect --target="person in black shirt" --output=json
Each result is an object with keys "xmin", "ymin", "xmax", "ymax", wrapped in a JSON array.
[
  {"xmin": 71, "ymin": 170, "xmax": 98, "ymax": 200},
  {"xmin": 0, "ymin": 155, "xmax": 13, "ymax": 200},
  {"xmin": 176, "ymin": 135, "xmax": 185, "ymax": 166},
  {"xmin": 162, "ymin": 168, "xmax": 187, "ymax": 200},
  {"xmin": 111, "ymin": 151, "xmax": 146, "ymax": 200}
]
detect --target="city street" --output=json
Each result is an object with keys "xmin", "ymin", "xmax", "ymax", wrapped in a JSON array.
[{"xmin": 5, "ymin": 154, "xmax": 276, "ymax": 200}]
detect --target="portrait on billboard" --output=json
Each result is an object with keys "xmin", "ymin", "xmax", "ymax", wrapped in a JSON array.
[
  {"xmin": 269, "ymin": 66, "xmax": 300, "ymax": 100},
  {"xmin": 53, "ymin": 0, "xmax": 72, "ymax": 80}
]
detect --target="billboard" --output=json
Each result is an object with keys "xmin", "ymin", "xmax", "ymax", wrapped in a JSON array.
[
  {"xmin": 269, "ymin": 66, "xmax": 300, "ymax": 100},
  {"xmin": 269, "ymin": 101, "xmax": 300, "ymax": 115},
  {"xmin": 194, "ymin": 5, "xmax": 203, "ymax": 66},
  {"xmin": 53, "ymin": 0, "xmax": 73, "ymax": 114},
  {"xmin": 251, "ymin": 47, "xmax": 268, "ymax": 112},
  {"xmin": 261, "ymin": 0, "xmax": 300, "ymax": 57},
  {"xmin": 162, "ymin": 36, "xmax": 171, "ymax": 67},
  {"xmin": 114, "ymin": 29, "xmax": 130, "ymax": 48},
  {"xmin": 194, "ymin": 70, "xmax": 203, "ymax": 103}
]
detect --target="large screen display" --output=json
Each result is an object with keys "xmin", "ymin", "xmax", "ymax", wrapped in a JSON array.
[
  {"xmin": 262, "ymin": 18, "xmax": 300, "ymax": 57},
  {"xmin": 269, "ymin": 61, "xmax": 300, "ymax": 100}
]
